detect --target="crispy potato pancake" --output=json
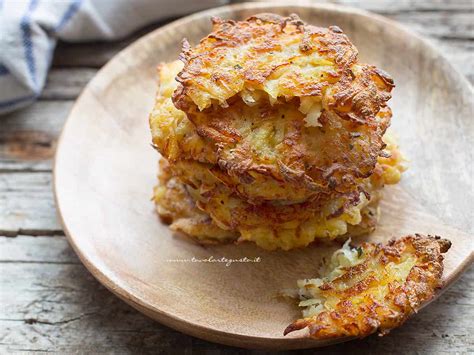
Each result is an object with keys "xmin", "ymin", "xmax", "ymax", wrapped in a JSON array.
[
  {"xmin": 188, "ymin": 93, "xmax": 391, "ymax": 203},
  {"xmin": 284, "ymin": 235, "xmax": 451, "ymax": 338},
  {"xmin": 173, "ymin": 13, "xmax": 360, "ymax": 111}
]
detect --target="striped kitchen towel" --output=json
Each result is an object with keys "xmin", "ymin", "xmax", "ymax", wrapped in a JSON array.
[{"xmin": 0, "ymin": 0, "xmax": 228, "ymax": 115}]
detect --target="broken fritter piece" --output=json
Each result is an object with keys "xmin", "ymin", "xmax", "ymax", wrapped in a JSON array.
[{"xmin": 284, "ymin": 234, "xmax": 451, "ymax": 338}]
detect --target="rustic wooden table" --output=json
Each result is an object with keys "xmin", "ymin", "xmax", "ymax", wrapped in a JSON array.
[{"xmin": 1, "ymin": 1, "xmax": 472, "ymax": 353}]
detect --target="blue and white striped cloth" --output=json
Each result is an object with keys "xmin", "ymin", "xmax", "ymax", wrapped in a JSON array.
[{"xmin": 0, "ymin": 0, "xmax": 228, "ymax": 115}]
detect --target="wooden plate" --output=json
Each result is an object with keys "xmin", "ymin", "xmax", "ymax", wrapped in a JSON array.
[{"xmin": 54, "ymin": 2, "xmax": 473, "ymax": 350}]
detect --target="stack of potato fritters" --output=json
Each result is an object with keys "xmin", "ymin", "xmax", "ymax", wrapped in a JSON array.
[{"xmin": 150, "ymin": 14, "xmax": 405, "ymax": 250}]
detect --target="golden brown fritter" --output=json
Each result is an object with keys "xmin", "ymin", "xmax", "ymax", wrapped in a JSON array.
[
  {"xmin": 173, "ymin": 13, "xmax": 360, "ymax": 111},
  {"xmin": 187, "ymin": 93, "xmax": 391, "ymax": 203},
  {"xmin": 284, "ymin": 235, "xmax": 451, "ymax": 338},
  {"xmin": 170, "ymin": 14, "xmax": 394, "ymax": 203}
]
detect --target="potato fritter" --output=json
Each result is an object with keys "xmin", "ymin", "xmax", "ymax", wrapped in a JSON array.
[
  {"xmin": 186, "ymin": 93, "xmax": 391, "ymax": 203},
  {"xmin": 173, "ymin": 13, "xmax": 360, "ymax": 111},
  {"xmin": 284, "ymin": 235, "xmax": 451, "ymax": 338},
  {"xmin": 171, "ymin": 14, "xmax": 394, "ymax": 202}
]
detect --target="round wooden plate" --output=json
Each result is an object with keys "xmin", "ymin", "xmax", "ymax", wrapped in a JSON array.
[{"xmin": 54, "ymin": 2, "xmax": 473, "ymax": 350}]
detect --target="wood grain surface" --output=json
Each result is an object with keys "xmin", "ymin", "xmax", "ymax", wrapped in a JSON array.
[{"xmin": 1, "ymin": 0, "xmax": 473, "ymax": 353}]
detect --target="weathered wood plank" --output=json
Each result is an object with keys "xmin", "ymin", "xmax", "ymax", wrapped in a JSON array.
[
  {"xmin": 52, "ymin": 21, "xmax": 172, "ymax": 68},
  {"xmin": 341, "ymin": 0, "xmax": 473, "ymax": 12},
  {"xmin": 40, "ymin": 68, "xmax": 97, "ymax": 100},
  {"xmin": 0, "ymin": 101, "xmax": 72, "ymax": 172},
  {"xmin": 0, "ymin": 235, "xmax": 472, "ymax": 353},
  {"xmin": 53, "ymin": 41, "xmax": 128, "ymax": 68},
  {"xmin": 0, "ymin": 172, "xmax": 61, "ymax": 235},
  {"xmin": 388, "ymin": 11, "xmax": 473, "ymax": 40},
  {"xmin": 0, "ymin": 236, "xmax": 75, "ymax": 263},
  {"xmin": 247, "ymin": 0, "xmax": 474, "ymax": 12}
]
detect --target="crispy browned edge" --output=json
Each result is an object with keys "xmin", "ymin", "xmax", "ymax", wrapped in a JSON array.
[{"xmin": 284, "ymin": 234, "xmax": 451, "ymax": 339}]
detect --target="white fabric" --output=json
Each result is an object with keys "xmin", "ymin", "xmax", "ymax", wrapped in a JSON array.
[{"xmin": 0, "ymin": 0, "xmax": 228, "ymax": 114}]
